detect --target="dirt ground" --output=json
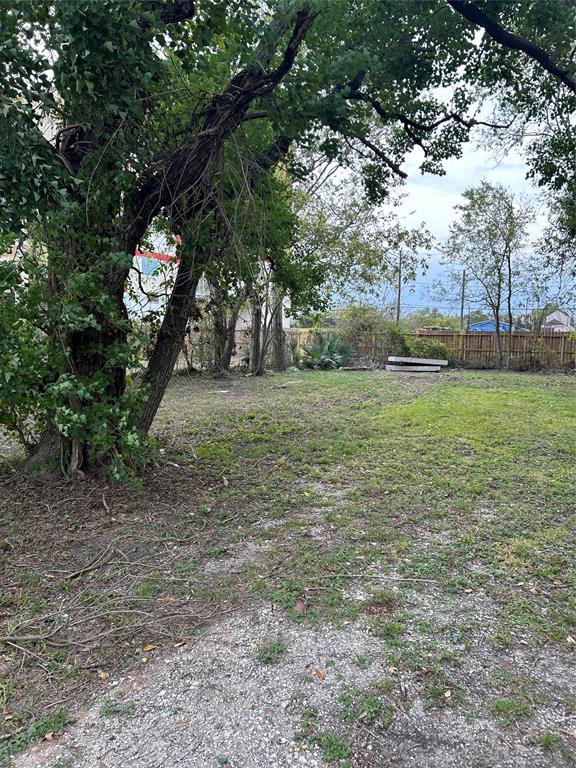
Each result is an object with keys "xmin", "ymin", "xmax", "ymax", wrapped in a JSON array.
[{"xmin": 1, "ymin": 370, "xmax": 575, "ymax": 767}]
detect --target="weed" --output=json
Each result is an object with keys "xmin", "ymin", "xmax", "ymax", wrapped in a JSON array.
[
  {"xmin": 295, "ymin": 706, "xmax": 319, "ymax": 741},
  {"xmin": 134, "ymin": 574, "xmax": 162, "ymax": 598},
  {"xmin": 489, "ymin": 697, "xmax": 533, "ymax": 726},
  {"xmin": 316, "ymin": 732, "xmax": 350, "ymax": 764},
  {"xmin": 353, "ymin": 654, "xmax": 371, "ymax": 670},
  {"xmin": 339, "ymin": 688, "xmax": 382, "ymax": 725},
  {"xmin": 99, "ymin": 697, "xmax": 136, "ymax": 717},
  {"xmin": 257, "ymin": 635, "xmax": 286, "ymax": 665},
  {"xmin": 537, "ymin": 731, "xmax": 563, "ymax": 750}
]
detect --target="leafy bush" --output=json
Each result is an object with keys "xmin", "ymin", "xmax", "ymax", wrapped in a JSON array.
[
  {"xmin": 337, "ymin": 305, "xmax": 410, "ymax": 342},
  {"xmin": 301, "ymin": 334, "xmax": 353, "ymax": 369},
  {"xmin": 0, "ymin": 249, "xmax": 150, "ymax": 477},
  {"xmin": 0, "ymin": 257, "xmax": 51, "ymax": 450},
  {"xmin": 408, "ymin": 337, "xmax": 451, "ymax": 362},
  {"xmin": 386, "ymin": 324, "xmax": 411, "ymax": 356}
]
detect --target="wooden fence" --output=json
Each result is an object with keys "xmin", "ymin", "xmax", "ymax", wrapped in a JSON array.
[
  {"xmin": 287, "ymin": 329, "xmax": 576, "ymax": 369},
  {"xmin": 414, "ymin": 331, "xmax": 575, "ymax": 368}
]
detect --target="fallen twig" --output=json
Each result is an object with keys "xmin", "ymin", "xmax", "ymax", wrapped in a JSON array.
[{"xmin": 45, "ymin": 543, "xmax": 115, "ymax": 580}]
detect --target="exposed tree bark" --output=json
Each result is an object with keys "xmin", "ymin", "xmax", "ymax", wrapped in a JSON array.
[
  {"xmin": 222, "ymin": 315, "xmax": 239, "ymax": 370},
  {"xmin": 271, "ymin": 286, "xmax": 287, "ymax": 371},
  {"xmin": 217, "ymin": 291, "xmax": 246, "ymax": 374},
  {"xmin": 505, "ymin": 244, "xmax": 513, "ymax": 369},
  {"xmin": 249, "ymin": 293, "xmax": 264, "ymax": 375},
  {"xmin": 138, "ymin": 240, "xmax": 209, "ymax": 433},
  {"xmin": 209, "ymin": 283, "xmax": 244, "ymax": 375},
  {"xmin": 494, "ymin": 313, "xmax": 503, "ymax": 368},
  {"xmin": 211, "ymin": 289, "xmax": 228, "ymax": 375}
]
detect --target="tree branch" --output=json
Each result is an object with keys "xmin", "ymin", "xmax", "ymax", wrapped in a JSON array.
[
  {"xmin": 255, "ymin": 4, "xmax": 319, "ymax": 92},
  {"xmin": 356, "ymin": 136, "xmax": 407, "ymax": 178},
  {"xmin": 122, "ymin": 5, "xmax": 316, "ymax": 249},
  {"xmin": 242, "ymin": 110, "xmax": 269, "ymax": 122},
  {"xmin": 448, "ymin": 0, "xmax": 576, "ymax": 95},
  {"xmin": 347, "ymin": 89, "xmax": 513, "ymax": 134},
  {"xmin": 138, "ymin": 0, "xmax": 195, "ymax": 29}
]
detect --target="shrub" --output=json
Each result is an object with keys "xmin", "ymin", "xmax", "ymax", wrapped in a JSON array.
[
  {"xmin": 288, "ymin": 337, "xmax": 302, "ymax": 367},
  {"xmin": 301, "ymin": 334, "xmax": 353, "ymax": 369},
  {"xmin": 408, "ymin": 337, "xmax": 451, "ymax": 362},
  {"xmin": 386, "ymin": 324, "xmax": 411, "ymax": 356},
  {"xmin": 337, "ymin": 305, "xmax": 410, "ymax": 346}
]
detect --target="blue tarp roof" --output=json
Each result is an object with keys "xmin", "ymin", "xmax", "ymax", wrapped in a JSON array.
[{"xmin": 468, "ymin": 321, "xmax": 512, "ymax": 332}]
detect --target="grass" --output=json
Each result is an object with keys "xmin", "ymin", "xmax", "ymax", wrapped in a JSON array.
[
  {"xmin": 1, "ymin": 369, "xmax": 575, "ymax": 760},
  {"xmin": 0, "ymin": 709, "xmax": 68, "ymax": 767},
  {"xmin": 99, "ymin": 696, "xmax": 136, "ymax": 718},
  {"xmin": 339, "ymin": 687, "xmax": 384, "ymax": 725},
  {"xmin": 256, "ymin": 634, "xmax": 286, "ymax": 665},
  {"xmin": 316, "ymin": 732, "xmax": 350, "ymax": 764},
  {"xmin": 489, "ymin": 697, "xmax": 534, "ymax": 726}
]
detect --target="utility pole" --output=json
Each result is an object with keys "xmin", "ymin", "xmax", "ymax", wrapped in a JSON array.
[
  {"xmin": 395, "ymin": 254, "xmax": 402, "ymax": 322},
  {"xmin": 459, "ymin": 269, "xmax": 466, "ymax": 330}
]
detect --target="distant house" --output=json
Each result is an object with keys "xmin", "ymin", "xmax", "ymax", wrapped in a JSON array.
[
  {"xmin": 541, "ymin": 310, "xmax": 573, "ymax": 333},
  {"xmin": 468, "ymin": 320, "xmax": 513, "ymax": 332},
  {"xmin": 128, "ymin": 249, "xmax": 291, "ymax": 329}
]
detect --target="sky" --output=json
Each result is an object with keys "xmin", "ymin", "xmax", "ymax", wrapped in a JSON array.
[{"xmin": 391, "ymin": 140, "xmax": 547, "ymax": 317}]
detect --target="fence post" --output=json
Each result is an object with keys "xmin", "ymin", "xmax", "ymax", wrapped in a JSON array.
[{"xmin": 560, "ymin": 334, "xmax": 566, "ymax": 366}]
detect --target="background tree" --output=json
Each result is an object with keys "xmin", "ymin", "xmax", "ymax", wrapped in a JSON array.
[
  {"xmin": 292, "ymin": 175, "xmax": 431, "ymax": 308},
  {"xmin": 538, "ymin": 191, "xmax": 576, "ymax": 282},
  {"xmin": 440, "ymin": 181, "xmax": 534, "ymax": 366},
  {"xmin": 407, "ymin": 307, "xmax": 461, "ymax": 331}
]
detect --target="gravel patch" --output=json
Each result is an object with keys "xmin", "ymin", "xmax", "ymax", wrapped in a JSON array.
[{"xmin": 15, "ymin": 600, "xmax": 575, "ymax": 768}]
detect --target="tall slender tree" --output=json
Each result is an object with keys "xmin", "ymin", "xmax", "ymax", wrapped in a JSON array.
[{"xmin": 441, "ymin": 182, "xmax": 534, "ymax": 367}]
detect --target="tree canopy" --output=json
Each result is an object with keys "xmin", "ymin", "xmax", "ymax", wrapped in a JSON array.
[{"xmin": 1, "ymin": 0, "xmax": 575, "ymax": 476}]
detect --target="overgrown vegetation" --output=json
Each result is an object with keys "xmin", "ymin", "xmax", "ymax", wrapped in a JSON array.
[
  {"xmin": 1, "ymin": 370, "xmax": 574, "ymax": 762},
  {"xmin": 299, "ymin": 334, "xmax": 354, "ymax": 370}
]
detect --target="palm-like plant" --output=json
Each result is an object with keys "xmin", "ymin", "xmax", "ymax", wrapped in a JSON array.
[{"xmin": 301, "ymin": 334, "xmax": 353, "ymax": 369}]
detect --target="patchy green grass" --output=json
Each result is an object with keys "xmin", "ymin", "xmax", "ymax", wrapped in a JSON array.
[
  {"xmin": 1, "ymin": 369, "xmax": 575, "ymax": 761},
  {"xmin": 256, "ymin": 634, "xmax": 287, "ymax": 665},
  {"xmin": 489, "ymin": 696, "xmax": 534, "ymax": 727},
  {"xmin": 99, "ymin": 696, "xmax": 136, "ymax": 718},
  {"xmin": 0, "ymin": 709, "xmax": 68, "ymax": 767}
]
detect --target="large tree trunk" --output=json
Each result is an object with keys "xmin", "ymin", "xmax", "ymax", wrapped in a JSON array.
[
  {"xmin": 138, "ymin": 242, "xmax": 208, "ymax": 433},
  {"xmin": 221, "ymin": 317, "xmax": 237, "ymax": 372},
  {"xmin": 249, "ymin": 294, "xmax": 264, "ymax": 375},
  {"xmin": 212, "ymin": 298, "xmax": 228, "ymax": 376},
  {"xmin": 271, "ymin": 286, "xmax": 286, "ymax": 371},
  {"xmin": 210, "ymin": 285, "xmax": 244, "ymax": 376},
  {"xmin": 218, "ymin": 294, "xmax": 244, "ymax": 374},
  {"xmin": 26, "ymin": 253, "xmax": 131, "ymax": 476}
]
